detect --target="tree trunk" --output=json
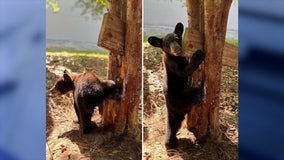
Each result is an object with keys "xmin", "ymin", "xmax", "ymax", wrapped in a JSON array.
[
  {"xmin": 116, "ymin": 0, "xmax": 142, "ymax": 135},
  {"xmin": 186, "ymin": 0, "xmax": 232, "ymax": 139},
  {"xmin": 101, "ymin": 0, "xmax": 141, "ymax": 136},
  {"xmin": 101, "ymin": 0, "xmax": 124, "ymax": 126}
]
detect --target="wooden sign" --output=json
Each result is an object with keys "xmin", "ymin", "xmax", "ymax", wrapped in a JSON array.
[
  {"xmin": 98, "ymin": 13, "xmax": 125, "ymax": 53},
  {"xmin": 223, "ymin": 43, "xmax": 238, "ymax": 68},
  {"xmin": 182, "ymin": 27, "xmax": 238, "ymax": 68}
]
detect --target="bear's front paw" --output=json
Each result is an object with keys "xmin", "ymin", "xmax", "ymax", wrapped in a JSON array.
[
  {"xmin": 165, "ymin": 137, "xmax": 178, "ymax": 150},
  {"xmin": 198, "ymin": 89, "xmax": 205, "ymax": 103},
  {"xmin": 73, "ymin": 119, "xmax": 80, "ymax": 124},
  {"xmin": 82, "ymin": 123, "xmax": 97, "ymax": 134},
  {"xmin": 192, "ymin": 50, "xmax": 205, "ymax": 62},
  {"xmin": 82, "ymin": 127, "xmax": 93, "ymax": 134}
]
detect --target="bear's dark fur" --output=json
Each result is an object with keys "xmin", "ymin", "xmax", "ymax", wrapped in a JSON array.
[
  {"xmin": 51, "ymin": 69, "xmax": 122, "ymax": 134},
  {"xmin": 148, "ymin": 22, "xmax": 205, "ymax": 149}
]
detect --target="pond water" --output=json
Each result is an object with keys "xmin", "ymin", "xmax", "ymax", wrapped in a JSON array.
[
  {"xmin": 46, "ymin": 0, "xmax": 107, "ymax": 51},
  {"xmin": 144, "ymin": 0, "xmax": 238, "ymax": 38},
  {"xmin": 46, "ymin": 0, "xmax": 238, "ymax": 51}
]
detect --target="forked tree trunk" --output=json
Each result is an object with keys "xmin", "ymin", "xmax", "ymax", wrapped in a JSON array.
[
  {"xmin": 185, "ymin": 0, "xmax": 232, "ymax": 139},
  {"xmin": 100, "ymin": 0, "xmax": 141, "ymax": 135}
]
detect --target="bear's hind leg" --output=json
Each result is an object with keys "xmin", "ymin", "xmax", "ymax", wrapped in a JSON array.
[
  {"xmin": 76, "ymin": 98, "xmax": 95, "ymax": 134},
  {"xmin": 73, "ymin": 102, "xmax": 80, "ymax": 124},
  {"xmin": 79, "ymin": 108, "xmax": 95, "ymax": 134},
  {"xmin": 165, "ymin": 110, "xmax": 185, "ymax": 149}
]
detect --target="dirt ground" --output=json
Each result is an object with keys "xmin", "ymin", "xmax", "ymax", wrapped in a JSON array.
[
  {"xmin": 143, "ymin": 44, "xmax": 238, "ymax": 160},
  {"xmin": 46, "ymin": 54, "xmax": 141, "ymax": 160},
  {"xmin": 46, "ymin": 44, "xmax": 238, "ymax": 160}
]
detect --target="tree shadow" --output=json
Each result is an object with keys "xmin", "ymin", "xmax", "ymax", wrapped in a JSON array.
[
  {"xmin": 143, "ymin": 63, "xmax": 150, "ymax": 142},
  {"xmin": 168, "ymin": 133, "xmax": 238, "ymax": 160},
  {"xmin": 46, "ymin": 97, "xmax": 53, "ymax": 138},
  {"xmin": 59, "ymin": 126, "xmax": 142, "ymax": 160},
  {"xmin": 46, "ymin": 71, "xmax": 58, "ymax": 138}
]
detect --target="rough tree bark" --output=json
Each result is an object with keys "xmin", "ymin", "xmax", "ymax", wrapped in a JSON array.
[
  {"xmin": 117, "ymin": 0, "xmax": 142, "ymax": 135},
  {"xmin": 100, "ymin": 0, "xmax": 141, "ymax": 136},
  {"xmin": 185, "ymin": 0, "xmax": 232, "ymax": 139},
  {"xmin": 101, "ymin": 0, "xmax": 124, "ymax": 127}
]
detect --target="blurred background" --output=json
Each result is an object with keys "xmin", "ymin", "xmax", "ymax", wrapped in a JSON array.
[
  {"xmin": 46, "ymin": 0, "xmax": 107, "ymax": 52},
  {"xmin": 239, "ymin": 1, "xmax": 284, "ymax": 159},
  {"xmin": 143, "ymin": 0, "xmax": 238, "ymax": 40},
  {"xmin": 0, "ymin": 0, "xmax": 45, "ymax": 159}
]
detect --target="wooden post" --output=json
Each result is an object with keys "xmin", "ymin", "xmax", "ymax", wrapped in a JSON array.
[
  {"xmin": 185, "ymin": 0, "xmax": 206, "ymax": 138},
  {"xmin": 99, "ymin": 0, "xmax": 125, "ymax": 127},
  {"xmin": 98, "ymin": 0, "xmax": 141, "ymax": 136},
  {"xmin": 116, "ymin": 0, "xmax": 142, "ymax": 135},
  {"xmin": 185, "ymin": 0, "xmax": 233, "ymax": 138}
]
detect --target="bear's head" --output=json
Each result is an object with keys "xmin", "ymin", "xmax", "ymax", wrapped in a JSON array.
[
  {"xmin": 148, "ymin": 22, "xmax": 184, "ymax": 56},
  {"xmin": 51, "ymin": 69, "xmax": 75, "ymax": 96}
]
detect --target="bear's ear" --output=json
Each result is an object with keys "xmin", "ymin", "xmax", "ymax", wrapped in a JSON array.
[
  {"xmin": 148, "ymin": 36, "xmax": 163, "ymax": 48},
  {"xmin": 63, "ymin": 70, "xmax": 73, "ymax": 82},
  {"xmin": 63, "ymin": 73, "xmax": 73, "ymax": 82},
  {"xmin": 64, "ymin": 68, "xmax": 72, "ymax": 75},
  {"xmin": 174, "ymin": 22, "xmax": 184, "ymax": 38}
]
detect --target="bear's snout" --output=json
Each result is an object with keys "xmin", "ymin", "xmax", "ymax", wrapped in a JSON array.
[
  {"xmin": 170, "ymin": 43, "xmax": 182, "ymax": 56},
  {"xmin": 50, "ymin": 87, "xmax": 62, "ymax": 96}
]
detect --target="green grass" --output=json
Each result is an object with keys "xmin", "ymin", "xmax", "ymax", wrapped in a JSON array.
[
  {"xmin": 46, "ymin": 50, "xmax": 109, "ymax": 59},
  {"xmin": 46, "ymin": 37, "xmax": 238, "ymax": 57},
  {"xmin": 143, "ymin": 35, "xmax": 150, "ymax": 43},
  {"xmin": 225, "ymin": 38, "xmax": 238, "ymax": 46},
  {"xmin": 144, "ymin": 36, "xmax": 238, "ymax": 47}
]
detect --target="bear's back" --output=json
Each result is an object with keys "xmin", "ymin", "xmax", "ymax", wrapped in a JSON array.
[{"xmin": 74, "ymin": 72, "xmax": 103, "ymax": 95}]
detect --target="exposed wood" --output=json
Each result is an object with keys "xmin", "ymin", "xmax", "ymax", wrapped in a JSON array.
[
  {"xmin": 115, "ymin": 0, "xmax": 142, "ymax": 135},
  {"xmin": 100, "ymin": 0, "xmax": 124, "ymax": 127},
  {"xmin": 100, "ymin": 0, "xmax": 141, "ymax": 136},
  {"xmin": 207, "ymin": 0, "xmax": 233, "ymax": 136},
  {"xmin": 98, "ymin": 13, "xmax": 125, "ymax": 53},
  {"xmin": 187, "ymin": 0, "xmax": 202, "ymax": 30},
  {"xmin": 101, "ymin": 52, "xmax": 122, "ymax": 126},
  {"xmin": 185, "ymin": 0, "xmax": 207, "ymax": 139},
  {"xmin": 183, "ymin": 28, "xmax": 238, "ymax": 68},
  {"xmin": 185, "ymin": 0, "xmax": 233, "ymax": 139},
  {"xmin": 185, "ymin": 0, "xmax": 204, "ymax": 89},
  {"xmin": 182, "ymin": 28, "xmax": 204, "ymax": 55}
]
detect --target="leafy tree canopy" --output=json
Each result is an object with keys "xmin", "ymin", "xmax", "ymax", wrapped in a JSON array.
[
  {"xmin": 46, "ymin": 0, "xmax": 107, "ymax": 20},
  {"xmin": 74, "ymin": 0, "xmax": 107, "ymax": 20},
  {"xmin": 46, "ymin": 0, "xmax": 60, "ymax": 12}
]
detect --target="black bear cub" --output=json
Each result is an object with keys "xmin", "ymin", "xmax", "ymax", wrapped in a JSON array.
[
  {"xmin": 148, "ymin": 22, "xmax": 205, "ymax": 149},
  {"xmin": 51, "ymin": 69, "xmax": 122, "ymax": 134}
]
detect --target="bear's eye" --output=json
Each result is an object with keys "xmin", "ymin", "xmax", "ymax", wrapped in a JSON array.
[
  {"xmin": 174, "ymin": 35, "xmax": 179, "ymax": 41},
  {"xmin": 164, "ymin": 41, "xmax": 171, "ymax": 49}
]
